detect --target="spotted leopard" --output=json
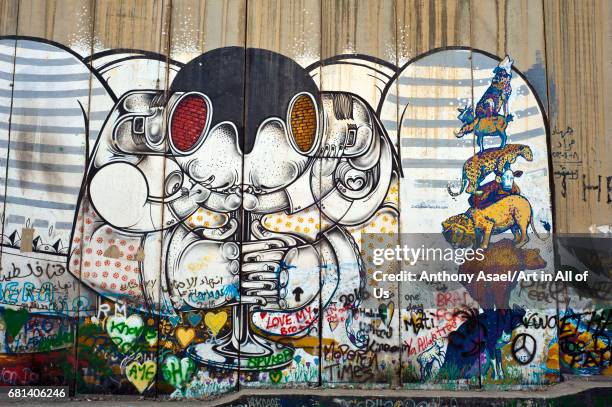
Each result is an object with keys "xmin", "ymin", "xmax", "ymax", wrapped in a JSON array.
[{"xmin": 448, "ymin": 144, "xmax": 533, "ymax": 196}]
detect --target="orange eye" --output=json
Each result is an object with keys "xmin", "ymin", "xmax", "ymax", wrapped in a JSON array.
[{"xmin": 288, "ymin": 93, "xmax": 317, "ymax": 153}]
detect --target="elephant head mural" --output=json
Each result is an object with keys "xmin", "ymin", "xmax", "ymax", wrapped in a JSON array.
[{"xmin": 69, "ymin": 47, "xmax": 399, "ymax": 371}]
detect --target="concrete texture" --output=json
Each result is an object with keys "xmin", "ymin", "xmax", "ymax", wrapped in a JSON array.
[{"xmin": 2, "ymin": 376, "xmax": 611, "ymax": 406}]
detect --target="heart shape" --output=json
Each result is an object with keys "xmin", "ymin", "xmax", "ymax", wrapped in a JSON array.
[
  {"xmin": 106, "ymin": 314, "xmax": 144, "ymax": 353},
  {"xmin": 204, "ymin": 311, "xmax": 228, "ymax": 337},
  {"xmin": 378, "ymin": 303, "xmax": 387, "ymax": 325},
  {"xmin": 169, "ymin": 314, "xmax": 181, "ymax": 327},
  {"xmin": 144, "ymin": 327, "xmax": 158, "ymax": 347},
  {"xmin": 328, "ymin": 320, "xmax": 339, "ymax": 332},
  {"xmin": 161, "ymin": 356, "xmax": 195, "ymax": 389},
  {"xmin": 187, "ymin": 312, "xmax": 202, "ymax": 327},
  {"xmin": 345, "ymin": 175, "xmax": 365, "ymax": 191},
  {"xmin": 126, "ymin": 360, "xmax": 156, "ymax": 393},
  {"xmin": 176, "ymin": 327, "xmax": 196, "ymax": 348},
  {"xmin": 269, "ymin": 370, "xmax": 282, "ymax": 383},
  {"xmin": 3, "ymin": 308, "xmax": 29, "ymax": 338},
  {"xmin": 386, "ymin": 301, "xmax": 395, "ymax": 326}
]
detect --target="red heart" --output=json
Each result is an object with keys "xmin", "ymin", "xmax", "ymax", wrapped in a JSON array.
[
  {"xmin": 259, "ymin": 312, "xmax": 267, "ymax": 319},
  {"xmin": 171, "ymin": 95, "xmax": 208, "ymax": 152}
]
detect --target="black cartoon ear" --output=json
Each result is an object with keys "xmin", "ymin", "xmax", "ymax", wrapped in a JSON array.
[
  {"xmin": 513, "ymin": 170, "xmax": 524, "ymax": 178},
  {"xmin": 332, "ymin": 93, "xmax": 353, "ymax": 120},
  {"xmin": 52, "ymin": 239, "xmax": 62, "ymax": 252}
]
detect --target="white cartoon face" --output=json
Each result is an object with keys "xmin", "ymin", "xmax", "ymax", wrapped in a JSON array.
[{"xmin": 74, "ymin": 49, "xmax": 398, "ymax": 333}]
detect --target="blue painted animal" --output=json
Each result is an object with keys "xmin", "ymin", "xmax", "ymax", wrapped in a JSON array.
[
  {"xmin": 455, "ymin": 55, "xmax": 514, "ymax": 153},
  {"xmin": 456, "ymin": 110, "xmax": 514, "ymax": 153},
  {"xmin": 438, "ymin": 307, "xmax": 526, "ymax": 380}
]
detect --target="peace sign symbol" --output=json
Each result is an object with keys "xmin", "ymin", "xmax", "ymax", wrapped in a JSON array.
[{"xmin": 512, "ymin": 333, "xmax": 537, "ymax": 365}]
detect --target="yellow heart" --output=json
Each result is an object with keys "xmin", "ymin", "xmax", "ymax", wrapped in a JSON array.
[
  {"xmin": 387, "ymin": 301, "xmax": 395, "ymax": 325},
  {"xmin": 126, "ymin": 361, "xmax": 156, "ymax": 394},
  {"xmin": 204, "ymin": 311, "xmax": 228, "ymax": 337},
  {"xmin": 176, "ymin": 327, "xmax": 196, "ymax": 348},
  {"xmin": 328, "ymin": 320, "xmax": 339, "ymax": 332}
]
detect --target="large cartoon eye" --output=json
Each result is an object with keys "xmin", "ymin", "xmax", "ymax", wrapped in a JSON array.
[
  {"xmin": 169, "ymin": 92, "xmax": 212, "ymax": 154},
  {"xmin": 287, "ymin": 92, "xmax": 318, "ymax": 154}
]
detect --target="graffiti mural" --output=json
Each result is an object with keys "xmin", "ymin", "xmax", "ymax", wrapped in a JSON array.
[{"xmin": 0, "ymin": 36, "xmax": 607, "ymax": 399}]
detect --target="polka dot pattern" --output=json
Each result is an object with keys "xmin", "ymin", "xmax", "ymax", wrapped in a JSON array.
[
  {"xmin": 187, "ymin": 208, "xmax": 228, "ymax": 229},
  {"xmin": 69, "ymin": 197, "xmax": 144, "ymax": 299}
]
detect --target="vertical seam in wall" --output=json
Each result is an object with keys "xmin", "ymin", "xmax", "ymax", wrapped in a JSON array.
[
  {"xmin": 320, "ymin": 0, "xmax": 324, "ymax": 389},
  {"xmin": 238, "ymin": 0, "xmax": 250, "ymax": 392},
  {"xmin": 0, "ymin": 0, "xmax": 20, "ymax": 289},
  {"xmin": 72, "ymin": 0, "xmax": 98, "ymax": 396},
  {"xmin": 0, "ymin": 0, "xmax": 20, "ymax": 375},
  {"xmin": 394, "ymin": 0, "xmax": 402, "ymax": 389},
  {"xmin": 155, "ymin": 0, "xmax": 174, "ymax": 399},
  {"xmin": 541, "ymin": 0, "xmax": 563, "ymax": 384},
  {"xmin": 0, "ymin": 0, "xmax": 20, "ymax": 388},
  {"xmin": 503, "ymin": 0, "xmax": 508, "ymax": 55},
  {"xmin": 468, "ymin": 1, "xmax": 475, "ymax": 159},
  {"xmin": 467, "ymin": 0, "xmax": 481, "ymax": 390}
]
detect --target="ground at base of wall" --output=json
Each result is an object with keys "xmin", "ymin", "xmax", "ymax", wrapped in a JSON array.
[{"xmin": 3, "ymin": 376, "xmax": 611, "ymax": 407}]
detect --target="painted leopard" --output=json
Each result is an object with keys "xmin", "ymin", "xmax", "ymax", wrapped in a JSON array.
[{"xmin": 447, "ymin": 144, "xmax": 533, "ymax": 196}]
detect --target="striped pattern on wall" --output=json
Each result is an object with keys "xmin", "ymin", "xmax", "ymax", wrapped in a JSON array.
[
  {"xmin": 378, "ymin": 49, "xmax": 552, "ymax": 234},
  {"xmin": 0, "ymin": 39, "xmax": 114, "ymax": 252}
]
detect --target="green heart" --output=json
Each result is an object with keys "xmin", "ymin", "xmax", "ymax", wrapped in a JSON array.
[
  {"xmin": 269, "ymin": 370, "xmax": 283, "ymax": 383},
  {"xmin": 161, "ymin": 356, "xmax": 195, "ymax": 389},
  {"xmin": 105, "ymin": 314, "xmax": 144, "ymax": 353},
  {"xmin": 3, "ymin": 308, "xmax": 29, "ymax": 338},
  {"xmin": 378, "ymin": 303, "xmax": 388, "ymax": 325}
]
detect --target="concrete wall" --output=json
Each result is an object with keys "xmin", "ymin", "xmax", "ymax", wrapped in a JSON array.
[{"xmin": 0, "ymin": 0, "xmax": 609, "ymax": 399}]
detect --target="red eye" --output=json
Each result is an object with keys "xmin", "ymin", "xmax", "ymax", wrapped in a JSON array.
[{"xmin": 170, "ymin": 94, "xmax": 209, "ymax": 152}]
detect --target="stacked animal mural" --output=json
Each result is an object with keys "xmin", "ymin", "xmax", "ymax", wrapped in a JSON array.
[
  {"xmin": 444, "ymin": 56, "xmax": 546, "ymax": 251},
  {"xmin": 0, "ymin": 37, "xmax": 607, "ymax": 399},
  {"xmin": 431, "ymin": 56, "xmax": 553, "ymax": 384}
]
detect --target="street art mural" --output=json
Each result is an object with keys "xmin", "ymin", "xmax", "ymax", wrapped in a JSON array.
[{"xmin": 0, "ymin": 37, "xmax": 608, "ymax": 399}]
